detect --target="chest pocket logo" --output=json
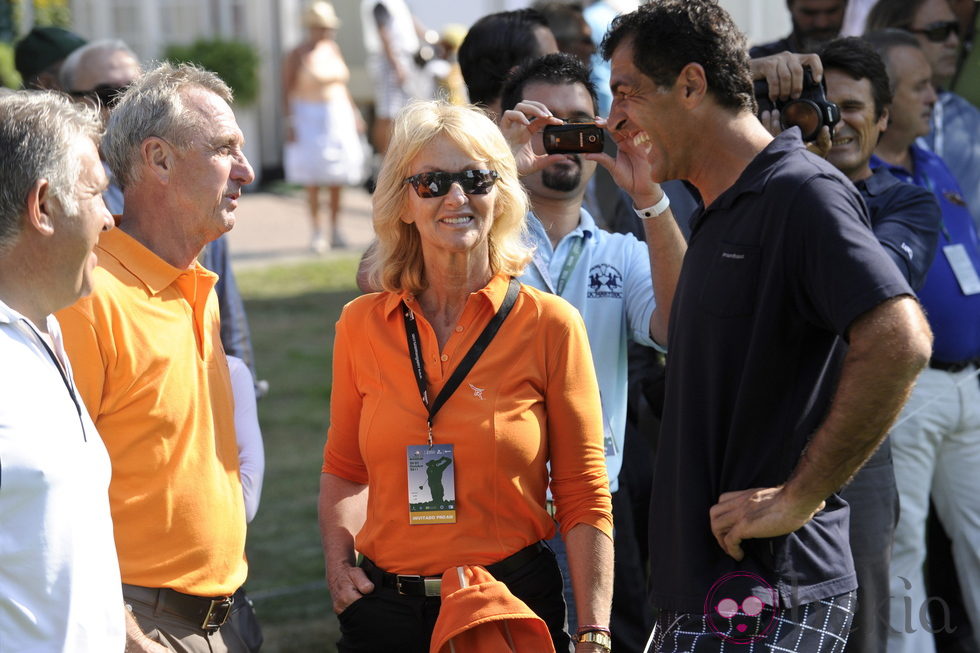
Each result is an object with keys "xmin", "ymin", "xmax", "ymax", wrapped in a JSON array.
[
  {"xmin": 700, "ymin": 243, "xmax": 761, "ymax": 317},
  {"xmin": 587, "ymin": 264, "xmax": 624, "ymax": 299}
]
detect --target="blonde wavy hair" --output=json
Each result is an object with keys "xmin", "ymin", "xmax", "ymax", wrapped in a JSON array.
[{"xmin": 365, "ymin": 100, "xmax": 532, "ymax": 294}]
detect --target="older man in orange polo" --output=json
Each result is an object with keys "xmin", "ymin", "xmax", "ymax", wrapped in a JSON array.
[{"xmin": 57, "ymin": 62, "xmax": 255, "ymax": 652}]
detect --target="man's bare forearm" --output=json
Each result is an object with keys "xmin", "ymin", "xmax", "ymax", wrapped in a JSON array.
[{"xmin": 783, "ymin": 295, "xmax": 931, "ymax": 508}]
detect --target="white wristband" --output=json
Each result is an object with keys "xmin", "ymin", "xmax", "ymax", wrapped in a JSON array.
[{"xmin": 633, "ymin": 192, "xmax": 670, "ymax": 219}]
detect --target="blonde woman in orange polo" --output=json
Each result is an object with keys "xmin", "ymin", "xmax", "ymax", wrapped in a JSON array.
[{"xmin": 319, "ymin": 100, "xmax": 613, "ymax": 653}]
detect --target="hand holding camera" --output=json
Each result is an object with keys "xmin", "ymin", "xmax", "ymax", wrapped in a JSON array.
[{"xmin": 751, "ymin": 53, "xmax": 840, "ymax": 143}]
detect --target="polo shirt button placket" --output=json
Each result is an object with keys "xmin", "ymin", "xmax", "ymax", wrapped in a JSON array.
[{"xmin": 440, "ymin": 354, "xmax": 448, "ymax": 362}]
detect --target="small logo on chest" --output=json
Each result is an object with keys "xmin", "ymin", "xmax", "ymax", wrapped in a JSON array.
[
  {"xmin": 468, "ymin": 383, "xmax": 485, "ymax": 400},
  {"xmin": 587, "ymin": 263, "xmax": 624, "ymax": 298}
]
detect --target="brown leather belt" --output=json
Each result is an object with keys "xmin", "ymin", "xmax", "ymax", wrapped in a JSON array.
[
  {"xmin": 360, "ymin": 541, "xmax": 546, "ymax": 598},
  {"xmin": 123, "ymin": 584, "xmax": 234, "ymax": 631}
]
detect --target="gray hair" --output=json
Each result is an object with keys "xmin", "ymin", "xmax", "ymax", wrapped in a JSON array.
[
  {"xmin": 102, "ymin": 61, "xmax": 233, "ymax": 191},
  {"xmin": 0, "ymin": 91, "xmax": 102, "ymax": 254},
  {"xmin": 59, "ymin": 38, "xmax": 138, "ymax": 91}
]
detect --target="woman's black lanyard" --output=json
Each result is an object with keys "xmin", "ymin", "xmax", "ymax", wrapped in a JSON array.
[{"xmin": 403, "ymin": 278, "xmax": 520, "ymax": 447}]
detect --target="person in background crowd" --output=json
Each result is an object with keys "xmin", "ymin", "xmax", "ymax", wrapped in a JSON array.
[
  {"xmin": 57, "ymin": 62, "xmax": 255, "ymax": 652},
  {"xmin": 320, "ymin": 100, "xmax": 613, "ymax": 653},
  {"xmin": 812, "ymin": 37, "xmax": 942, "ymax": 653},
  {"xmin": 0, "ymin": 90, "xmax": 130, "ymax": 653},
  {"xmin": 868, "ymin": 0, "xmax": 980, "ymax": 234},
  {"xmin": 534, "ymin": 2, "xmax": 596, "ymax": 67},
  {"xmin": 602, "ymin": 3, "xmax": 932, "ymax": 650},
  {"xmin": 499, "ymin": 52, "xmax": 686, "ymax": 652},
  {"xmin": 60, "ymin": 39, "xmax": 140, "ymax": 214},
  {"xmin": 360, "ymin": 0, "xmax": 425, "ymax": 157},
  {"xmin": 13, "ymin": 25, "xmax": 86, "ymax": 90},
  {"xmin": 457, "ymin": 9, "xmax": 558, "ymax": 119},
  {"xmin": 750, "ymin": 0, "xmax": 848, "ymax": 56},
  {"xmin": 865, "ymin": 28, "xmax": 980, "ymax": 653},
  {"xmin": 283, "ymin": 1, "xmax": 365, "ymax": 254}
]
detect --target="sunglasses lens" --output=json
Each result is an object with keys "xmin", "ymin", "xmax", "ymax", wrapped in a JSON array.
[
  {"xmin": 923, "ymin": 22, "xmax": 957, "ymax": 41},
  {"xmin": 461, "ymin": 170, "xmax": 496, "ymax": 194},
  {"xmin": 414, "ymin": 173, "xmax": 450, "ymax": 198},
  {"xmin": 407, "ymin": 170, "xmax": 497, "ymax": 197}
]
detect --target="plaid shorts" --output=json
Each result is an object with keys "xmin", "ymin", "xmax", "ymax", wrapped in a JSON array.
[{"xmin": 648, "ymin": 590, "xmax": 856, "ymax": 652}]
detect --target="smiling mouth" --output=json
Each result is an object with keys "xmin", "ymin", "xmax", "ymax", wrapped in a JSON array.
[
  {"xmin": 832, "ymin": 136, "xmax": 854, "ymax": 146},
  {"xmin": 440, "ymin": 216, "xmax": 472, "ymax": 225}
]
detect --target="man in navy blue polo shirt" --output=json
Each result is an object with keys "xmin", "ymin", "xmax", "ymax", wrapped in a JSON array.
[
  {"xmin": 866, "ymin": 29, "xmax": 980, "ymax": 653},
  {"xmin": 602, "ymin": 3, "xmax": 932, "ymax": 651},
  {"xmin": 819, "ymin": 36, "xmax": 941, "ymax": 653}
]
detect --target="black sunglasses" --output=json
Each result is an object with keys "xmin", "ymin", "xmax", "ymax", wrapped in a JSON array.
[
  {"xmin": 908, "ymin": 20, "xmax": 959, "ymax": 43},
  {"xmin": 403, "ymin": 169, "xmax": 499, "ymax": 198},
  {"xmin": 70, "ymin": 83, "xmax": 130, "ymax": 108}
]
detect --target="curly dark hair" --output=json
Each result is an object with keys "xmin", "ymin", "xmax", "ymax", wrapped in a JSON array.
[
  {"xmin": 600, "ymin": 0, "xmax": 754, "ymax": 113},
  {"xmin": 819, "ymin": 37, "xmax": 893, "ymax": 120},
  {"xmin": 458, "ymin": 9, "xmax": 552, "ymax": 108},
  {"xmin": 499, "ymin": 52, "xmax": 598, "ymax": 114}
]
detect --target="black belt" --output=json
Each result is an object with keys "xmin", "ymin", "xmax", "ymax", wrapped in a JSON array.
[
  {"xmin": 360, "ymin": 541, "xmax": 546, "ymax": 598},
  {"xmin": 929, "ymin": 357, "xmax": 980, "ymax": 373},
  {"xmin": 123, "ymin": 584, "xmax": 234, "ymax": 631}
]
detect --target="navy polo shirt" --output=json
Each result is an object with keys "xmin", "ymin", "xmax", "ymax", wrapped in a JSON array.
[
  {"xmin": 651, "ymin": 130, "xmax": 912, "ymax": 613},
  {"xmin": 872, "ymin": 147, "xmax": 980, "ymax": 363},
  {"xmin": 856, "ymin": 167, "xmax": 941, "ymax": 291}
]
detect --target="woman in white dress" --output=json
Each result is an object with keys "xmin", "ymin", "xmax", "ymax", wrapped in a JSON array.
[{"xmin": 283, "ymin": 2, "xmax": 365, "ymax": 252}]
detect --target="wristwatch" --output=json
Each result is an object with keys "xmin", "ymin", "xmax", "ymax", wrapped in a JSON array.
[{"xmin": 576, "ymin": 629, "xmax": 612, "ymax": 651}]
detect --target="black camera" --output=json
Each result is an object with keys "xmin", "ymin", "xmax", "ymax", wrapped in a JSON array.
[
  {"xmin": 543, "ymin": 122, "xmax": 605, "ymax": 154},
  {"xmin": 754, "ymin": 66, "xmax": 840, "ymax": 142}
]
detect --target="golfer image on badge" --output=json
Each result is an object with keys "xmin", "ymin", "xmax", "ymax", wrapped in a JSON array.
[{"xmin": 407, "ymin": 444, "xmax": 457, "ymax": 524}]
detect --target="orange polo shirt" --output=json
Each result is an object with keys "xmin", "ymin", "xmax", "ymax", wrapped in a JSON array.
[
  {"xmin": 57, "ymin": 228, "xmax": 246, "ymax": 596},
  {"xmin": 323, "ymin": 273, "xmax": 612, "ymax": 575}
]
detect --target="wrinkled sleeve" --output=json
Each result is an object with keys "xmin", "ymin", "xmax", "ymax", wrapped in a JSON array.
[
  {"xmin": 789, "ymin": 175, "xmax": 914, "ymax": 338},
  {"xmin": 322, "ymin": 308, "xmax": 369, "ymax": 484},
  {"xmin": 545, "ymin": 303, "xmax": 613, "ymax": 538},
  {"xmin": 870, "ymin": 184, "xmax": 941, "ymax": 291},
  {"xmin": 621, "ymin": 234, "xmax": 660, "ymax": 350},
  {"xmin": 56, "ymin": 300, "xmax": 107, "ymax": 422}
]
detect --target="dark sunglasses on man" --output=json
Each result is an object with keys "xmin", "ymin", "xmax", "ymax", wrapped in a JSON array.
[
  {"xmin": 69, "ymin": 83, "xmax": 129, "ymax": 109},
  {"xmin": 908, "ymin": 20, "xmax": 959, "ymax": 43},
  {"xmin": 403, "ymin": 169, "xmax": 499, "ymax": 198}
]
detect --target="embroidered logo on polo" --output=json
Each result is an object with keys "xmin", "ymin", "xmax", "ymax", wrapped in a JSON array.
[
  {"xmin": 468, "ymin": 383, "xmax": 485, "ymax": 400},
  {"xmin": 587, "ymin": 264, "xmax": 623, "ymax": 298}
]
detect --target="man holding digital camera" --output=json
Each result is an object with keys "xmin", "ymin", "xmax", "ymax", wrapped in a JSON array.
[{"xmin": 498, "ymin": 52, "xmax": 687, "ymax": 651}]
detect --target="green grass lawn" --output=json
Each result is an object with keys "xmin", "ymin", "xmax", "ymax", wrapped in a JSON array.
[{"xmin": 236, "ymin": 256, "xmax": 362, "ymax": 652}]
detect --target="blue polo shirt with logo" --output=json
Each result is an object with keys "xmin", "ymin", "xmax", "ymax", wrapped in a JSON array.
[
  {"xmin": 520, "ymin": 208, "xmax": 659, "ymax": 493},
  {"xmin": 652, "ymin": 130, "xmax": 912, "ymax": 613},
  {"xmin": 871, "ymin": 146, "xmax": 980, "ymax": 363}
]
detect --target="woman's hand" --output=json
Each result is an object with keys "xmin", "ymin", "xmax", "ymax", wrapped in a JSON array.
[
  {"xmin": 498, "ymin": 100, "xmax": 565, "ymax": 177},
  {"xmin": 327, "ymin": 560, "xmax": 375, "ymax": 614}
]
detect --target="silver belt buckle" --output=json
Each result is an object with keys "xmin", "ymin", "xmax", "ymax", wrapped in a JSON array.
[{"xmin": 423, "ymin": 577, "xmax": 442, "ymax": 597}]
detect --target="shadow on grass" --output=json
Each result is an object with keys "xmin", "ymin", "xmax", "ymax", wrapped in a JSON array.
[{"xmin": 242, "ymin": 283, "xmax": 360, "ymax": 652}]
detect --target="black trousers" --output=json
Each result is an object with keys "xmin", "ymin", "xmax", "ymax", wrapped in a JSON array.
[{"xmin": 336, "ymin": 544, "xmax": 571, "ymax": 653}]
